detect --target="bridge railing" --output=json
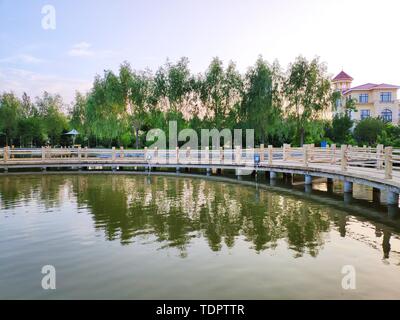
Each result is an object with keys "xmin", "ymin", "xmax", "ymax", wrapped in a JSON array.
[{"xmin": 2, "ymin": 144, "xmax": 399, "ymax": 181}]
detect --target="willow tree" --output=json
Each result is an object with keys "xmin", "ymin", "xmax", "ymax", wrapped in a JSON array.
[
  {"xmin": 200, "ymin": 57, "xmax": 243, "ymax": 129},
  {"xmin": 240, "ymin": 57, "xmax": 280, "ymax": 144},
  {"xmin": 70, "ymin": 92, "xmax": 89, "ymax": 145},
  {"xmin": 119, "ymin": 62, "xmax": 154, "ymax": 149},
  {"xmin": 86, "ymin": 70, "xmax": 128, "ymax": 146},
  {"xmin": 284, "ymin": 56, "xmax": 332, "ymax": 146},
  {"xmin": 151, "ymin": 57, "xmax": 196, "ymax": 143},
  {"xmin": 153, "ymin": 58, "xmax": 192, "ymax": 115},
  {"xmin": 0, "ymin": 92, "xmax": 23, "ymax": 146}
]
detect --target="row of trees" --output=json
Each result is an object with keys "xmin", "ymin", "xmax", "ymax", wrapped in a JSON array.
[
  {"xmin": 0, "ymin": 92, "xmax": 68, "ymax": 147},
  {"xmin": 0, "ymin": 55, "xmax": 396, "ymax": 148},
  {"xmin": 72, "ymin": 55, "xmax": 333, "ymax": 148}
]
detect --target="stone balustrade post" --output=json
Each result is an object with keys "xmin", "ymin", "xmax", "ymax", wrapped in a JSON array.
[
  {"xmin": 331, "ymin": 144, "xmax": 336, "ymax": 164},
  {"xmin": 385, "ymin": 147, "xmax": 393, "ymax": 180},
  {"xmin": 235, "ymin": 146, "xmax": 241, "ymax": 165},
  {"xmin": 260, "ymin": 144, "xmax": 265, "ymax": 162},
  {"xmin": 303, "ymin": 145, "xmax": 309, "ymax": 167},
  {"xmin": 341, "ymin": 145, "xmax": 348, "ymax": 172},
  {"xmin": 3, "ymin": 146, "xmax": 8, "ymax": 163},
  {"xmin": 268, "ymin": 145, "xmax": 273, "ymax": 166},
  {"xmin": 377, "ymin": 144, "xmax": 384, "ymax": 170}
]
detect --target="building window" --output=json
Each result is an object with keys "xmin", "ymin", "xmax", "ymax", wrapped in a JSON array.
[
  {"xmin": 360, "ymin": 109, "xmax": 370, "ymax": 120},
  {"xmin": 380, "ymin": 92, "xmax": 392, "ymax": 102},
  {"xmin": 359, "ymin": 94, "xmax": 368, "ymax": 103},
  {"xmin": 381, "ymin": 109, "xmax": 392, "ymax": 122}
]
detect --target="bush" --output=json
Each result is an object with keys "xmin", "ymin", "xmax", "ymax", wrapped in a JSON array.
[
  {"xmin": 326, "ymin": 114, "xmax": 353, "ymax": 144},
  {"xmin": 353, "ymin": 118, "xmax": 385, "ymax": 146},
  {"xmin": 377, "ymin": 124, "xmax": 400, "ymax": 147}
]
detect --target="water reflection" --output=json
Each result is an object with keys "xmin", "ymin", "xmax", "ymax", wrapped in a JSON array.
[{"xmin": 0, "ymin": 174, "xmax": 400, "ymax": 262}]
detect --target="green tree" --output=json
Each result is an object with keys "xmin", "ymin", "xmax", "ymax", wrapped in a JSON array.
[
  {"xmin": 70, "ymin": 92, "xmax": 89, "ymax": 145},
  {"xmin": 284, "ymin": 56, "xmax": 332, "ymax": 146},
  {"xmin": 120, "ymin": 62, "xmax": 154, "ymax": 149},
  {"xmin": 86, "ymin": 70, "xmax": 129, "ymax": 146},
  {"xmin": 353, "ymin": 117, "xmax": 385, "ymax": 146},
  {"xmin": 153, "ymin": 58, "xmax": 192, "ymax": 116},
  {"xmin": 377, "ymin": 124, "xmax": 400, "ymax": 147},
  {"xmin": 200, "ymin": 57, "xmax": 243, "ymax": 129},
  {"xmin": 36, "ymin": 92, "xmax": 68, "ymax": 146},
  {"xmin": 0, "ymin": 92, "xmax": 22, "ymax": 146},
  {"xmin": 326, "ymin": 114, "xmax": 354, "ymax": 144},
  {"xmin": 240, "ymin": 56, "xmax": 279, "ymax": 144}
]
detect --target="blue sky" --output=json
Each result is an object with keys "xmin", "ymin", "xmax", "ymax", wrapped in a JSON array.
[{"xmin": 1, "ymin": 0, "xmax": 400, "ymax": 104}]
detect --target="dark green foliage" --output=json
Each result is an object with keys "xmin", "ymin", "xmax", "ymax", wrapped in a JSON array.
[
  {"xmin": 325, "ymin": 114, "xmax": 354, "ymax": 144},
  {"xmin": 353, "ymin": 118, "xmax": 385, "ymax": 146}
]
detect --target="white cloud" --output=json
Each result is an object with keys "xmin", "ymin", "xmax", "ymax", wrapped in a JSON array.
[
  {"xmin": 0, "ymin": 54, "xmax": 45, "ymax": 64},
  {"xmin": 0, "ymin": 67, "xmax": 92, "ymax": 104},
  {"xmin": 68, "ymin": 42, "xmax": 94, "ymax": 57}
]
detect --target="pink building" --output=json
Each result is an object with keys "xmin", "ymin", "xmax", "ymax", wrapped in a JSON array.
[{"xmin": 333, "ymin": 71, "xmax": 400, "ymax": 124}]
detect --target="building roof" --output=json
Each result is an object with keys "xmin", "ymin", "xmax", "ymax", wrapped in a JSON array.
[
  {"xmin": 343, "ymin": 83, "xmax": 400, "ymax": 94},
  {"xmin": 333, "ymin": 71, "xmax": 353, "ymax": 82}
]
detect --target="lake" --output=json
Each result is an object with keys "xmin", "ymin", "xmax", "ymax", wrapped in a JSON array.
[{"xmin": 1, "ymin": 173, "xmax": 400, "ymax": 299}]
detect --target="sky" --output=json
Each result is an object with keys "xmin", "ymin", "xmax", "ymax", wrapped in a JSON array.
[{"xmin": 1, "ymin": 0, "xmax": 400, "ymax": 104}]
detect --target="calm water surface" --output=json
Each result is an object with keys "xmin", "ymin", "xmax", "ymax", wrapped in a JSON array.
[{"xmin": 1, "ymin": 174, "xmax": 400, "ymax": 299}]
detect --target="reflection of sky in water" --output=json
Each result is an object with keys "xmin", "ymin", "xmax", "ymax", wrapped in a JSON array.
[{"xmin": 1, "ymin": 174, "xmax": 400, "ymax": 299}]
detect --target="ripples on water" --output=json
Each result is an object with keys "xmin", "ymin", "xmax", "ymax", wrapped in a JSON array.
[{"xmin": 0, "ymin": 174, "xmax": 400, "ymax": 299}]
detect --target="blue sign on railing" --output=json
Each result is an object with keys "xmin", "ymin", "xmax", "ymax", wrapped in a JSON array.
[{"xmin": 321, "ymin": 141, "xmax": 327, "ymax": 148}]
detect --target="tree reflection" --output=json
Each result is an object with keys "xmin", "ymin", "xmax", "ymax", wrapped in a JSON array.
[
  {"xmin": 0, "ymin": 174, "xmax": 397, "ymax": 259},
  {"xmin": 70, "ymin": 175, "xmax": 334, "ymax": 256}
]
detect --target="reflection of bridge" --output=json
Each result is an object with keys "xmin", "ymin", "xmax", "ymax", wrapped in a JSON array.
[{"xmin": 1, "ymin": 144, "xmax": 400, "ymax": 206}]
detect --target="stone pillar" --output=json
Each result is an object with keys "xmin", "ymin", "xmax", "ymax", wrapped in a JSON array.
[
  {"xmin": 387, "ymin": 205, "xmax": 399, "ymax": 219},
  {"xmin": 236, "ymin": 169, "xmax": 243, "ymax": 180},
  {"xmin": 344, "ymin": 192, "xmax": 352, "ymax": 204},
  {"xmin": 270, "ymin": 171, "xmax": 277, "ymax": 180},
  {"xmin": 284, "ymin": 173, "xmax": 293, "ymax": 184},
  {"xmin": 305, "ymin": 175, "xmax": 312, "ymax": 185},
  {"xmin": 344, "ymin": 181, "xmax": 353, "ymax": 193},
  {"xmin": 372, "ymin": 188, "xmax": 381, "ymax": 203},
  {"xmin": 327, "ymin": 178, "xmax": 334, "ymax": 193},
  {"xmin": 387, "ymin": 191, "xmax": 399, "ymax": 206}
]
